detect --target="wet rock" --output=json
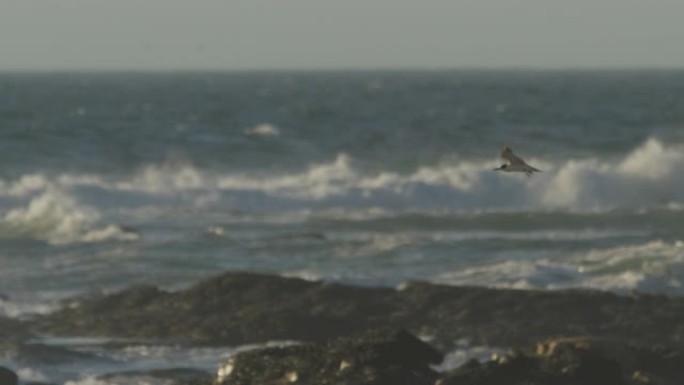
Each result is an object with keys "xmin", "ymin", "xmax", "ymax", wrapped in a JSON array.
[
  {"xmin": 0, "ymin": 316, "xmax": 32, "ymax": 344},
  {"xmin": 35, "ymin": 272, "xmax": 399, "ymax": 345},
  {"xmin": 536, "ymin": 338, "xmax": 624, "ymax": 385},
  {"xmin": 34, "ymin": 272, "xmax": 684, "ymax": 351},
  {"xmin": 536, "ymin": 337, "xmax": 684, "ymax": 383},
  {"xmin": 0, "ymin": 316, "xmax": 34, "ymax": 359},
  {"xmin": 397, "ymin": 281, "xmax": 684, "ymax": 349},
  {"xmin": 0, "ymin": 366, "xmax": 18, "ymax": 385},
  {"xmin": 216, "ymin": 328, "xmax": 442, "ymax": 385},
  {"xmin": 99, "ymin": 367, "xmax": 213, "ymax": 385},
  {"xmin": 12, "ymin": 343, "xmax": 108, "ymax": 366},
  {"xmin": 442, "ymin": 337, "xmax": 684, "ymax": 385}
]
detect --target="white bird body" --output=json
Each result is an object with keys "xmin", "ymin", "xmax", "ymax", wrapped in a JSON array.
[{"xmin": 495, "ymin": 146, "xmax": 541, "ymax": 176}]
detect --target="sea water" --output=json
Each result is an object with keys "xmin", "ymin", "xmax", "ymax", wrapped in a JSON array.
[{"xmin": 0, "ymin": 70, "xmax": 683, "ymax": 383}]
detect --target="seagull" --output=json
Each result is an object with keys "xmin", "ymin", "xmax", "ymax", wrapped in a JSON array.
[{"xmin": 494, "ymin": 146, "xmax": 542, "ymax": 176}]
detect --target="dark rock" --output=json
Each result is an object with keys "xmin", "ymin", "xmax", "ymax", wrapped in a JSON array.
[
  {"xmin": 216, "ymin": 328, "xmax": 442, "ymax": 385},
  {"xmin": 34, "ymin": 272, "xmax": 398, "ymax": 345},
  {"xmin": 535, "ymin": 338, "xmax": 624, "ymax": 385},
  {"xmin": 13, "ymin": 343, "xmax": 108, "ymax": 365},
  {"xmin": 0, "ymin": 316, "xmax": 34, "ymax": 359},
  {"xmin": 33, "ymin": 271, "xmax": 684, "ymax": 351},
  {"xmin": 442, "ymin": 337, "xmax": 684, "ymax": 385},
  {"xmin": 535, "ymin": 337, "xmax": 684, "ymax": 385},
  {"xmin": 397, "ymin": 281, "xmax": 684, "ymax": 349},
  {"xmin": 442, "ymin": 346, "xmax": 622, "ymax": 385},
  {"xmin": 0, "ymin": 316, "xmax": 32, "ymax": 344},
  {"xmin": 0, "ymin": 366, "xmax": 18, "ymax": 385},
  {"xmin": 99, "ymin": 367, "xmax": 213, "ymax": 385},
  {"xmin": 440, "ymin": 353, "xmax": 537, "ymax": 385}
]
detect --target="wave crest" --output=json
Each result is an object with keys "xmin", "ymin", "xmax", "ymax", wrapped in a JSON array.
[
  {"xmin": 210, "ymin": 137, "xmax": 684, "ymax": 212},
  {"xmin": 0, "ymin": 138, "xmax": 681, "ymax": 217},
  {"xmin": 435, "ymin": 240, "xmax": 684, "ymax": 294},
  {"xmin": 0, "ymin": 190, "xmax": 138, "ymax": 245},
  {"xmin": 541, "ymin": 138, "xmax": 684, "ymax": 209}
]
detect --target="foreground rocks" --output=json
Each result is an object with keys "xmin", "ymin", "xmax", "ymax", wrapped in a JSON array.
[
  {"xmin": 24, "ymin": 271, "xmax": 684, "ymax": 384},
  {"xmin": 0, "ymin": 316, "xmax": 32, "ymax": 348},
  {"xmin": 217, "ymin": 328, "xmax": 442, "ymax": 385},
  {"xmin": 34, "ymin": 271, "xmax": 684, "ymax": 350},
  {"xmin": 0, "ymin": 366, "xmax": 18, "ymax": 385},
  {"xmin": 212, "ymin": 332, "xmax": 684, "ymax": 385},
  {"xmin": 442, "ymin": 336, "xmax": 684, "ymax": 385}
]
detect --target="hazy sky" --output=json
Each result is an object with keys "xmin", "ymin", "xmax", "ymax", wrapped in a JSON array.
[{"xmin": 2, "ymin": 0, "xmax": 683, "ymax": 71}]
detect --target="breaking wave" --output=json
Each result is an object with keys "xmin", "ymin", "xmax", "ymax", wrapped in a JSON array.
[
  {"xmin": 0, "ymin": 189, "xmax": 138, "ymax": 245},
  {"xmin": 211, "ymin": 137, "xmax": 684, "ymax": 212},
  {"xmin": 0, "ymin": 137, "xmax": 680, "ymax": 243},
  {"xmin": 434, "ymin": 240, "xmax": 684, "ymax": 294},
  {"xmin": 244, "ymin": 122, "xmax": 281, "ymax": 137}
]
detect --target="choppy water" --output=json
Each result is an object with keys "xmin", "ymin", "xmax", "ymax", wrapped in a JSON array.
[{"xmin": 1, "ymin": 70, "xmax": 683, "ymax": 383}]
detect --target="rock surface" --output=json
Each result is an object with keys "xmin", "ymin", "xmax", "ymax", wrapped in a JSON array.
[
  {"xmin": 34, "ymin": 272, "xmax": 684, "ymax": 350},
  {"xmin": 0, "ymin": 316, "xmax": 32, "ymax": 347},
  {"xmin": 441, "ymin": 337, "xmax": 684, "ymax": 385},
  {"xmin": 216, "ymin": 328, "xmax": 442, "ymax": 385},
  {"xmin": 24, "ymin": 271, "xmax": 684, "ymax": 384},
  {"xmin": 0, "ymin": 366, "xmax": 18, "ymax": 385},
  {"xmin": 98, "ymin": 368, "xmax": 213, "ymax": 385},
  {"xmin": 210, "ymin": 334, "xmax": 684, "ymax": 385}
]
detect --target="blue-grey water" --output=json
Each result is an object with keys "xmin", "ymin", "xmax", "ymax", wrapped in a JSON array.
[{"xmin": 1, "ymin": 70, "xmax": 684, "ymax": 384}]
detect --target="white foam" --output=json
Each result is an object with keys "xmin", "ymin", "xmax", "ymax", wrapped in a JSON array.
[
  {"xmin": 431, "ymin": 229, "xmax": 649, "ymax": 242},
  {"xmin": 571, "ymin": 240, "xmax": 684, "ymax": 292},
  {"xmin": 217, "ymin": 152, "xmax": 356, "ymax": 199},
  {"xmin": 80, "ymin": 225, "xmax": 140, "ymax": 243},
  {"xmin": 0, "ymin": 190, "xmax": 97, "ymax": 245},
  {"xmin": 64, "ymin": 377, "xmax": 108, "ymax": 385},
  {"xmin": 244, "ymin": 123, "xmax": 280, "ymax": 137},
  {"xmin": 1, "ymin": 174, "xmax": 50, "ymax": 196},
  {"xmin": 433, "ymin": 345, "xmax": 505, "ymax": 372},
  {"xmin": 540, "ymin": 138, "xmax": 684, "ymax": 210},
  {"xmin": 435, "ymin": 259, "xmax": 572, "ymax": 290},
  {"xmin": 0, "ymin": 190, "xmax": 138, "ymax": 245},
  {"xmin": 118, "ymin": 163, "xmax": 206, "ymax": 193},
  {"xmin": 0, "ymin": 298, "xmax": 56, "ymax": 318},
  {"xmin": 435, "ymin": 239, "xmax": 684, "ymax": 294},
  {"xmin": 0, "ymin": 137, "xmax": 679, "ymax": 214},
  {"xmin": 17, "ymin": 367, "xmax": 48, "ymax": 383},
  {"xmin": 208, "ymin": 137, "xmax": 684, "ymax": 212}
]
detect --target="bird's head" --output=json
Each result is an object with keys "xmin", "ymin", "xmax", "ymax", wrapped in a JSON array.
[{"xmin": 494, "ymin": 164, "xmax": 507, "ymax": 171}]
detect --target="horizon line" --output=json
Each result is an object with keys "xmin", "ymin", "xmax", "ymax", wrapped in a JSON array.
[{"xmin": 1, "ymin": 65, "xmax": 684, "ymax": 75}]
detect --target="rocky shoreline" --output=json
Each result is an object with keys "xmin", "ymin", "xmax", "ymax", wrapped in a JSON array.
[{"xmin": 2, "ymin": 271, "xmax": 683, "ymax": 384}]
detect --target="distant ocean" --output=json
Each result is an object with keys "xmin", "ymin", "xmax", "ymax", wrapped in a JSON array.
[{"xmin": 1, "ymin": 70, "xmax": 683, "ymax": 383}]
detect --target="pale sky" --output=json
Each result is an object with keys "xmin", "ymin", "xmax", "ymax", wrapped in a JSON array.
[{"xmin": 2, "ymin": 0, "xmax": 683, "ymax": 71}]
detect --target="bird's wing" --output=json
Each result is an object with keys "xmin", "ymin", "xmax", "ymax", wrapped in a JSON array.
[{"xmin": 500, "ymin": 146, "xmax": 526, "ymax": 165}]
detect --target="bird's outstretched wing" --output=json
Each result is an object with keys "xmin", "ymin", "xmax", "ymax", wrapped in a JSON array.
[{"xmin": 500, "ymin": 145, "xmax": 526, "ymax": 165}]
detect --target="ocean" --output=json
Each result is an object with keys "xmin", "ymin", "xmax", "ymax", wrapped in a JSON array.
[{"xmin": 1, "ymin": 70, "xmax": 683, "ymax": 383}]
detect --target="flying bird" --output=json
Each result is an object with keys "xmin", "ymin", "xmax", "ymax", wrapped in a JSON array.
[{"xmin": 494, "ymin": 146, "xmax": 542, "ymax": 176}]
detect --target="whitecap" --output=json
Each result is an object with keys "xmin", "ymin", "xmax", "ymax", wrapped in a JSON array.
[
  {"xmin": 0, "ymin": 190, "xmax": 139, "ymax": 245},
  {"xmin": 0, "ymin": 297, "xmax": 56, "ymax": 318},
  {"xmin": 434, "ymin": 239, "xmax": 684, "ymax": 294},
  {"xmin": 244, "ymin": 123, "xmax": 280, "ymax": 137},
  {"xmin": 79, "ymin": 225, "xmax": 140, "ymax": 243},
  {"xmin": 64, "ymin": 376, "xmax": 108, "ymax": 385},
  {"xmin": 0, "ymin": 190, "xmax": 98, "ymax": 245},
  {"xmin": 17, "ymin": 367, "xmax": 49, "ymax": 383},
  {"xmin": 199, "ymin": 138, "xmax": 684, "ymax": 212},
  {"xmin": 0, "ymin": 138, "xmax": 681, "ymax": 230}
]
